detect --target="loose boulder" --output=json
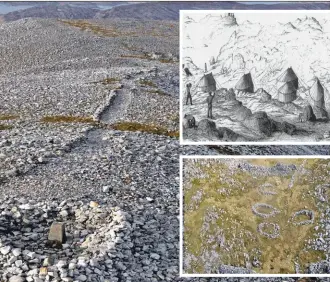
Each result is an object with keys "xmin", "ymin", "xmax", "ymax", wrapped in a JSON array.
[
  {"xmin": 47, "ymin": 222, "xmax": 66, "ymax": 248},
  {"xmin": 197, "ymin": 119, "xmax": 220, "ymax": 139},
  {"xmin": 314, "ymin": 107, "xmax": 329, "ymax": 120},
  {"xmin": 183, "ymin": 114, "xmax": 196, "ymax": 129},
  {"xmin": 303, "ymin": 105, "xmax": 316, "ymax": 122},
  {"xmin": 218, "ymin": 127, "xmax": 239, "ymax": 141},
  {"xmin": 279, "ymin": 121, "xmax": 296, "ymax": 135},
  {"xmin": 244, "ymin": 111, "xmax": 273, "ymax": 136},
  {"xmin": 234, "ymin": 103, "xmax": 252, "ymax": 121},
  {"xmin": 224, "ymin": 88, "xmax": 236, "ymax": 101},
  {"xmin": 272, "ymin": 120, "xmax": 296, "ymax": 135},
  {"xmin": 9, "ymin": 276, "xmax": 24, "ymax": 282}
]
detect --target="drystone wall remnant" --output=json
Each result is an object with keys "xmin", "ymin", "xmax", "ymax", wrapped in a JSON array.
[
  {"xmin": 92, "ymin": 89, "xmax": 117, "ymax": 121},
  {"xmin": 258, "ymin": 183, "xmax": 277, "ymax": 196},
  {"xmin": 252, "ymin": 203, "xmax": 280, "ymax": 218},
  {"xmin": 257, "ymin": 222, "xmax": 280, "ymax": 239},
  {"xmin": 291, "ymin": 209, "xmax": 315, "ymax": 226},
  {"xmin": 288, "ymin": 159, "xmax": 307, "ymax": 189}
]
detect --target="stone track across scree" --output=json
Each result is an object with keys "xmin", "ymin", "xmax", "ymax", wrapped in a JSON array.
[{"xmin": 99, "ymin": 85, "xmax": 132, "ymax": 124}]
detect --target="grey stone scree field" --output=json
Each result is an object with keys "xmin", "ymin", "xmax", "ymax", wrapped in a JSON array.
[{"xmin": 1, "ymin": 6, "xmax": 330, "ymax": 282}]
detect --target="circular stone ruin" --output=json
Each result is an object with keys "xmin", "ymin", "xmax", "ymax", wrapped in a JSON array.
[
  {"xmin": 291, "ymin": 209, "xmax": 315, "ymax": 226},
  {"xmin": 258, "ymin": 183, "xmax": 277, "ymax": 196},
  {"xmin": 257, "ymin": 222, "xmax": 280, "ymax": 239},
  {"xmin": 252, "ymin": 203, "xmax": 280, "ymax": 218}
]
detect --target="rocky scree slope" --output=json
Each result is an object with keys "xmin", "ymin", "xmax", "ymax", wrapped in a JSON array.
[{"xmin": 0, "ymin": 18, "xmax": 330, "ymax": 282}]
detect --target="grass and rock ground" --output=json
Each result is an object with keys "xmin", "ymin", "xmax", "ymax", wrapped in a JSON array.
[
  {"xmin": 0, "ymin": 16, "xmax": 330, "ymax": 282},
  {"xmin": 183, "ymin": 158, "xmax": 330, "ymax": 274}
]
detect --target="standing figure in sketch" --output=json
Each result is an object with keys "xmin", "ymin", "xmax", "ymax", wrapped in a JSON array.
[
  {"xmin": 186, "ymin": 83, "xmax": 193, "ymax": 105},
  {"xmin": 207, "ymin": 91, "xmax": 215, "ymax": 119}
]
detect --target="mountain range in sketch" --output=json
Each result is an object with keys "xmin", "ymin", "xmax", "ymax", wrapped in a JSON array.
[{"xmin": 182, "ymin": 12, "xmax": 330, "ymax": 143}]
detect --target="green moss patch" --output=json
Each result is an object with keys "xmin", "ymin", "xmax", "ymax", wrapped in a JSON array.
[
  {"xmin": 0, "ymin": 124, "xmax": 13, "ymax": 130},
  {"xmin": 59, "ymin": 20, "xmax": 136, "ymax": 37},
  {"xmin": 91, "ymin": 77, "xmax": 121, "ymax": 85},
  {"xmin": 0, "ymin": 115, "xmax": 19, "ymax": 121},
  {"xmin": 41, "ymin": 116, "xmax": 96, "ymax": 124},
  {"xmin": 111, "ymin": 122, "xmax": 179, "ymax": 138},
  {"xmin": 138, "ymin": 79, "xmax": 157, "ymax": 88}
]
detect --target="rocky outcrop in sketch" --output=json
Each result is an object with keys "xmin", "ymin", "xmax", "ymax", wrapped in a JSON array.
[
  {"xmin": 244, "ymin": 112, "xmax": 273, "ymax": 137},
  {"xmin": 303, "ymin": 105, "xmax": 317, "ymax": 122}
]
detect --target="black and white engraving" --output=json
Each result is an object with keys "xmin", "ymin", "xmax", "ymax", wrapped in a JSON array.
[{"xmin": 181, "ymin": 11, "xmax": 330, "ymax": 144}]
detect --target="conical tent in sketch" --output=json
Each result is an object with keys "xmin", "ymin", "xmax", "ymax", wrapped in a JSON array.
[
  {"xmin": 235, "ymin": 73, "xmax": 254, "ymax": 93},
  {"xmin": 310, "ymin": 78, "xmax": 325, "ymax": 109},
  {"xmin": 310, "ymin": 77, "xmax": 328, "ymax": 119},
  {"xmin": 278, "ymin": 81, "xmax": 297, "ymax": 103},
  {"xmin": 199, "ymin": 72, "xmax": 217, "ymax": 92},
  {"xmin": 277, "ymin": 67, "xmax": 299, "ymax": 89}
]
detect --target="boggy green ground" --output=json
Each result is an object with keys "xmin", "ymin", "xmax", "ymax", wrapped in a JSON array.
[{"xmin": 184, "ymin": 159, "xmax": 328, "ymax": 274}]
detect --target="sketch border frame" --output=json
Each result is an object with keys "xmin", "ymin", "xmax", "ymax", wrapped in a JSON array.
[
  {"xmin": 180, "ymin": 155, "xmax": 330, "ymax": 277},
  {"xmin": 179, "ymin": 10, "xmax": 330, "ymax": 146}
]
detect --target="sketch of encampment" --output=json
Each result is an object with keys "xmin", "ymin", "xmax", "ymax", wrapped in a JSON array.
[{"xmin": 180, "ymin": 10, "xmax": 330, "ymax": 144}]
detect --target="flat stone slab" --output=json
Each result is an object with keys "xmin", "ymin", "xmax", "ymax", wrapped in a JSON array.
[{"xmin": 48, "ymin": 222, "xmax": 66, "ymax": 245}]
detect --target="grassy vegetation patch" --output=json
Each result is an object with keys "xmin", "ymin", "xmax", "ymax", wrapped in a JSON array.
[
  {"xmin": 0, "ymin": 124, "xmax": 13, "ymax": 130},
  {"xmin": 138, "ymin": 79, "xmax": 157, "ymax": 88},
  {"xmin": 59, "ymin": 20, "xmax": 136, "ymax": 37},
  {"xmin": 111, "ymin": 122, "xmax": 179, "ymax": 138},
  {"xmin": 0, "ymin": 115, "xmax": 19, "ymax": 121},
  {"xmin": 60, "ymin": 20, "xmax": 178, "ymax": 40},
  {"xmin": 120, "ymin": 54, "xmax": 176, "ymax": 64},
  {"xmin": 41, "ymin": 116, "xmax": 96, "ymax": 124},
  {"xmin": 184, "ymin": 159, "xmax": 328, "ymax": 274},
  {"xmin": 159, "ymin": 58, "xmax": 176, "ymax": 64},
  {"xmin": 91, "ymin": 77, "xmax": 121, "ymax": 85}
]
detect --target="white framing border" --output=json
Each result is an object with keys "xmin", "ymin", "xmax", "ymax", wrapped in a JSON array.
[
  {"xmin": 179, "ymin": 10, "xmax": 330, "ymax": 146},
  {"xmin": 179, "ymin": 155, "xmax": 330, "ymax": 277}
]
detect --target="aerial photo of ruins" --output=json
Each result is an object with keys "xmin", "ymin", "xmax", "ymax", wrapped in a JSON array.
[
  {"xmin": 181, "ymin": 11, "xmax": 330, "ymax": 143},
  {"xmin": 182, "ymin": 157, "xmax": 330, "ymax": 274}
]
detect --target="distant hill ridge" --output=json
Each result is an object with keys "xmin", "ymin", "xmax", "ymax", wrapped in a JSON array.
[{"xmin": 1, "ymin": 1, "xmax": 330, "ymax": 22}]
